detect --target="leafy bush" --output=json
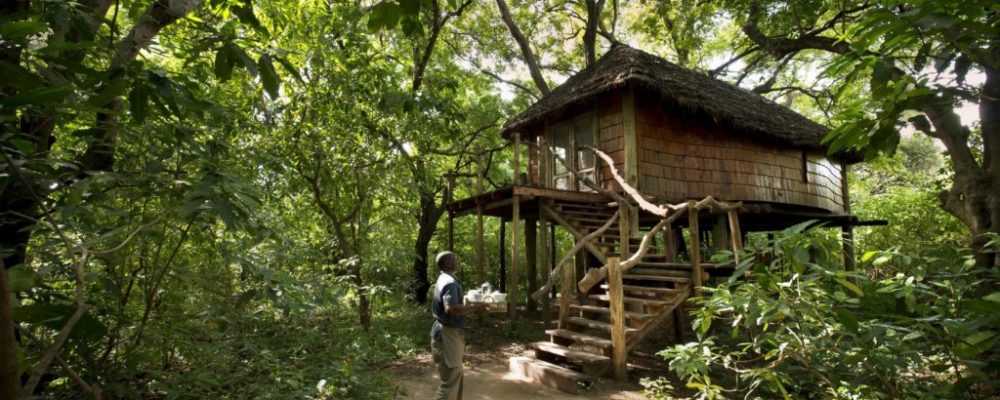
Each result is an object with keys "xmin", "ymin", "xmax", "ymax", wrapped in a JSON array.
[{"xmin": 644, "ymin": 224, "xmax": 1000, "ymax": 399}]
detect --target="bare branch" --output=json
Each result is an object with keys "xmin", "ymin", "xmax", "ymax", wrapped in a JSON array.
[{"xmin": 495, "ymin": 0, "xmax": 550, "ymax": 95}]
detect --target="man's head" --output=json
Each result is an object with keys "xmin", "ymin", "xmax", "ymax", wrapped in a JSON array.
[{"xmin": 436, "ymin": 251, "xmax": 459, "ymax": 273}]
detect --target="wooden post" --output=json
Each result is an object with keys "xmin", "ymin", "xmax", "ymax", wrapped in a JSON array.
[
  {"xmin": 688, "ymin": 202, "xmax": 703, "ymax": 296},
  {"xmin": 664, "ymin": 226, "xmax": 678, "ymax": 262},
  {"xmin": 499, "ymin": 220, "xmax": 507, "ymax": 293},
  {"xmin": 607, "ymin": 256, "xmax": 628, "ymax": 380},
  {"xmin": 841, "ymin": 161, "xmax": 856, "ymax": 271},
  {"xmin": 619, "ymin": 203, "xmax": 631, "ymax": 259},
  {"xmin": 550, "ymin": 224, "xmax": 557, "ymax": 298},
  {"xmin": 526, "ymin": 217, "xmax": 538, "ymax": 316},
  {"xmin": 446, "ymin": 173, "xmax": 455, "ymax": 251},
  {"xmin": 511, "ymin": 134, "xmax": 521, "ymax": 318},
  {"xmin": 476, "ymin": 155, "xmax": 485, "ymax": 284},
  {"xmin": 539, "ymin": 204, "xmax": 551, "ymax": 325},
  {"xmin": 558, "ymin": 261, "xmax": 572, "ymax": 329},
  {"xmin": 710, "ymin": 216, "xmax": 729, "ymax": 252},
  {"xmin": 727, "ymin": 209, "xmax": 743, "ymax": 264}
]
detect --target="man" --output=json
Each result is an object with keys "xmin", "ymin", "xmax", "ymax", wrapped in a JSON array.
[{"xmin": 430, "ymin": 251, "xmax": 488, "ymax": 400}]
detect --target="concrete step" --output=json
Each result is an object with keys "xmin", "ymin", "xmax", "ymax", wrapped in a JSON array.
[
  {"xmin": 530, "ymin": 341, "xmax": 610, "ymax": 377},
  {"xmin": 509, "ymin": 356, "xmax": 593, "ymax": 394}
]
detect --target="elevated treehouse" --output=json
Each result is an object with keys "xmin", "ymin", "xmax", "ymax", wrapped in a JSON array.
[{"xmin": 446, "ymin": 45, "xmax": 868, "ymax": 387}]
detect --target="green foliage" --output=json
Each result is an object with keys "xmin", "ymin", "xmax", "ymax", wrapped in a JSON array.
[{"xmin": 645, "ymin": 227, "xmax": 1000, "ymax": 399}]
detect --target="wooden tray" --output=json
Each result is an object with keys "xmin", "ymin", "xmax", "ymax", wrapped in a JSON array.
[{"xmin": 470, "ymin": 301, "xmax": 507, "ymax": 313}]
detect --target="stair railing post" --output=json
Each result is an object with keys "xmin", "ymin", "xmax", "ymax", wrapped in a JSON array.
[
  {"xmin": 727, "ymin": 209, "xmax": 743, "ymax": 264},
  {"xmin": 511, "ymin": 133, "xmax": 521, "ymax": 319},
  {"xmin": 540, "ymin": 201, "xmax": 551, "ymax": 327},
  {"xmin": 607, "ymin": 256, "xmax": 628, "ymax": 380},
  {"xmin": 619, "ymin": 203, "xmax": 631, "ymax": 259},
  {"xmin": 688, "ymin": 201, "xmax": 703, "ymax": 297},
  {"xmin": 558, "ymin": 261, "xmax": 572, "ymax": 330}
]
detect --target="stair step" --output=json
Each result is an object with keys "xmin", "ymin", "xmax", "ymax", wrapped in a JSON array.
[
  {"xmin": 623, "ymin": 274, "xmax": 692, "ymax": 283},
  {"xmin": 509, "ymin": 356, "xmax": 593, "ymax": 394},
  {"xmin": 559, "ymin": 303, "xmax": 656, "ymax": 321},
  {"xmin": 531, "ymin": 341, "xmax": 609, "ymax": 364},
  {"xmin": 589, "ymin": 294, "xmax": 674, "ymax": 307},
  {"xmin": 546, "ymin": 329, "xmax": 613, "ymax": 349},
  {"xmin": 600, "ymin": 284, "xmax": 688, "ymax": 295},
  {"xmin": 637, "ymin": 261, "xmax": 731, "ymax": 269},
  {"xmin": 567, "ymin": 317, "xmax": 640, "ymax": 335},
  {"xmin": 626, "ymin": 268, "xmax": 691, "ymax": 277}
]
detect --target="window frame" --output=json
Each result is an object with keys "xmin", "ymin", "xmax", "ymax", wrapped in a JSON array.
[{"xmin": 546, "ymin": 112, "xmax": 599, "ymax": 191}]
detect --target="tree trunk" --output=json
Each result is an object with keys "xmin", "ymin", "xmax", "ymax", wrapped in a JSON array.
[
  {"xmin": 407, "ymin": 192, "xmax": 445, "ymax": 304},
  {"xmin": 352, "ymin": 263, "xmax": 371, "ymax": 331},
  {"xmin": 583, "ymin": 0, "xmax": 605, "ymax": 66},
  {"xmin": 0, "ymin": 260, "xmax": 22, "ymax": 400}
]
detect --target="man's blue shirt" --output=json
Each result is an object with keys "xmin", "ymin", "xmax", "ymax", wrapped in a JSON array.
[{"xmin": 430, "ymin": 271, "xmax": 463, "ymax": 340}]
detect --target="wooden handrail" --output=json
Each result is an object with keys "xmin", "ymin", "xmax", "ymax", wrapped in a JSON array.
[
  {"xmin": 540, "ymin": 203, "xmax": 611, "ymax": 264},
  {"xmin": 530, "ymin": 209, "xmax": 620, "ymax": 301}
]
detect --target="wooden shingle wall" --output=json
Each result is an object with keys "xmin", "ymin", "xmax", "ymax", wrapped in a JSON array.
[
  {"xmin": 635, "ymin": 97, "xmax": 845, "ymax": 213},
  {"xmin": 597, "ymin": 92, "xmax": 624, "ymax": 192}
]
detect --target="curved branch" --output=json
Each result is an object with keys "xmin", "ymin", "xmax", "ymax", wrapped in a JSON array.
[
  {"xmin": 495, "ymin": 0, "xmax": 550, "ymax": 95},
  {"xmin": 530, "ymin": 209, "xmax": 620, "ymax": 301}
]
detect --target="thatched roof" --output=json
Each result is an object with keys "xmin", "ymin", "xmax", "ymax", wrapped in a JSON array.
[{"xmin": 501, "ymin": 44, "xmax": 834, "ymax": 151}]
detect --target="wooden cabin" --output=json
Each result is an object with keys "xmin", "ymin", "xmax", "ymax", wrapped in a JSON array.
[{"xmin": 447, "ymin": 45, "xmax": 862, "ymax": 390}]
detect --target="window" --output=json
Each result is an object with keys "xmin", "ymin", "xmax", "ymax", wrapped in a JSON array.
[{"xmin": 548, "ymin": 113, "xmax": 597, "ymax": 191}]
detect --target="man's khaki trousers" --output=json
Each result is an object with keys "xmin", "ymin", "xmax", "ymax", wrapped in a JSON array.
[{"xmin": 432, "ymin": 325, "xmax": 464, "ymax": 400}]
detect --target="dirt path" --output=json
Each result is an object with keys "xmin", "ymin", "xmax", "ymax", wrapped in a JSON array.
[
  {"xmin": 387, "ymin": 315, "xmax": 678, "ymax": 399},
  {"xmin": 388, "ymin": 341, "xmax": 650, "ymax": 400},
  {"xmin": 390, "ymin": 355, "xmax": 647, "ymax": 400}
]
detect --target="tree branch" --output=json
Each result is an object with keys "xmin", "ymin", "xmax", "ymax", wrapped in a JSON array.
[{"xmin": 495, "ymin": 0, "xmax": 550, "ymax": 95}]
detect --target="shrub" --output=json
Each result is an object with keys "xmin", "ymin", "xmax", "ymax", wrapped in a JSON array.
[{"xmin": 644, "ymin": 225, "xmax": 1000, "ymax": 399}]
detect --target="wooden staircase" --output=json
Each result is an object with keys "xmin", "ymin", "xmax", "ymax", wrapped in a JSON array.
[
  {"xmin": 507, "ymin": 147, "xmax": 743, "ymax": 392},
  {"xmin": 510, "ymin": 199, "xmax": 694, "ymax": 392}
]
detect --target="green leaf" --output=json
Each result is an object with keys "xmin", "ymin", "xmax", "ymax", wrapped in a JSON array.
[
  {"xmin": 274, "ymin": 55, "xmax": 303, "ymax": 83},
  {"xmin": 214, "ymin": 200, "xmax": 236, "ymax": 230},
  {"xmin": 0, "ymin": 20, "xmax": 47, "ymax": 39},
  {"xmin": 128, "ymin": 82, "xmax": 149, "ymax": 123},
  {"xmin": 214, "ymin": 46, "xmax": 234, "ymax": 81},
  {"xmin": 231, "ymin": 4, "xmax": 269, "ymax": 37},
  {"xmin": 871, "ymin": 60, "xmax": 892, "ymax": 92},
  {"xmin": 367, "ymin": 1, "xmax": 402, "ymax": 31},
  {"xmin": 87, "ymin": 78, "xmax": 128, "ymax": 108},
  {"xmin": 400, "ymin": 0, "xmax": 421, "ymax": 15},
  {"xmin": 953, "ymin": 331, "xmax": 999, "ymax": 358},
  {"xmin": 9, "ymin": 138, "xmax": 33, "ymax": 154},
  {"xmin": 861, "ymin": 251, "xmax": 878, "ymax": 262},
  {"xmin": 13, "ymin": 303, "xmax": 107, "ymax": 342},
  {"xmin": 8, "ymin": 267, "xmax": 36, "ymax": 292},
  {"xmin": 258, "ymin": 54, "xmax": 280, "ymax": 98},
  {"xmin": 835, "ymin": 309, "xmax": 859, "ymax": 333},
  {"xmin": 835, "ymin": 278, "xmax": 864, "ymax": 297},
  {"xmin": 0, "ymin": 84, "xmax": 74, "ymax": 107},
  {"xmin": 0, "ymin": 62, "xmax": 42, "ymax": 89},
  {"xmin": 984, "ymin": 292, "xmax": 1000, "ymax": 304}
]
